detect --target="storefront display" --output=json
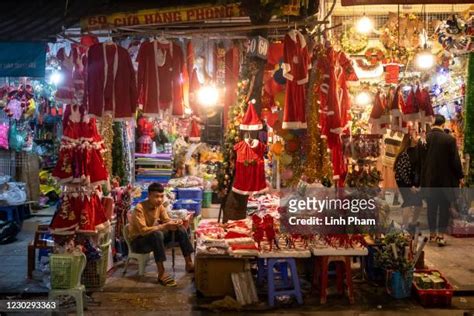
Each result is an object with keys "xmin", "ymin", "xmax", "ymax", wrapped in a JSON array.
[{"xmin": 1, "ymin": 2, "xmax": 474, "ymax": 314}]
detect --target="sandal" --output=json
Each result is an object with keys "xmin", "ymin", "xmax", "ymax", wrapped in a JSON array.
[
  {"xmin": 436, "ymin": 236, "xmax": 447, "ymax": 247},
  {"xmin": 158, "ymin": 275, "xmax": 177, "ymax": 287}
]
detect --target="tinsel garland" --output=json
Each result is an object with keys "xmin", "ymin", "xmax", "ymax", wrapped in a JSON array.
[
  {"xmin": 464, "ymin": 52, "xmax": 474, "ymax": 185},
  {"xmin": 121, "ymin": 122, "xmax": 132, "ymax": 185},
  {"xmin": 99, "ymin": 115, "xmax": 114, "ymax": 177},
  {"xmin": 112, "ymin": 122, "xmax": 125, "ymax": 185},
  {"xmin": 303, "ymin": 48, "xmax": 333, "ymax": 184}
]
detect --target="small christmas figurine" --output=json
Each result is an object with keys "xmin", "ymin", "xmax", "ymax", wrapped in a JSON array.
[
  {"xmin": 252, "ymin": 214, "xmax": 265, "ymax": 250},
  {"xmin": 263, "ymin": 214, "xmax": 276, "ymax": 251}
]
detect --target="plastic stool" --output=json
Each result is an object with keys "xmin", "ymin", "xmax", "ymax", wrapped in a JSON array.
[
  {"xmin": 49, "ymin": 285, "xmax": 85, "ymax": 316},
  {"xmin": 267, "ymin": 258, "xmax": 303, "ymax": 307},
  {"xmin": 257, "ymin": 258, "xmax": 289, "ymax": 288},
  {"xmin": 313, "ymin": 256, "xmax": 354, "ymax": 304}
]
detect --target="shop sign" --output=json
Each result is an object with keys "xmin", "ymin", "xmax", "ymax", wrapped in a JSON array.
[
  {"xmin": 342, "ymin": 0, "xmax": 473, "ymax": 5},
  {"xmin": 81, "ymin": 3, "xmax": 246, "ymax": 31},
  {"xmin": 247, "ymin": 36, "xmax": 269, "ymax": 60},
  {"xmin": 0, "ymin": 42, "xmax": 46, "ymax": 77}
]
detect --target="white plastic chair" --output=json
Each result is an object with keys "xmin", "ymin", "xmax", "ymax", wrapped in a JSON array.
[
  {"xmin": 122, "ymin": 224, "xmax": 152, "ymax": 276},
  {"xmin": 49, "ymin": 252, "xmax": 87, "ymax": 316}
]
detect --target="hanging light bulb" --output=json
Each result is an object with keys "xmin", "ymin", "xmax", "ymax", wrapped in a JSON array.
[
  {"xmin": 197, "ymin": 85, "xmax": 219, "ymax": 107},
  {"xmin": 415, "ymin": 49, "xmax": 435, "ymax": 70},
  {"xmin": 356, "ymin": 15, "xmax": 374, "ymax": 34},
  {"xmin": 355, "ymin": 91, "xmax": 372, "ymax": 106}
]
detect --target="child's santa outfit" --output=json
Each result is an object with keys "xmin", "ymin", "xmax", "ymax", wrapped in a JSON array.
[{"xmin": 232, "ymin": 104, "xmax": 267, "ymax": 195}]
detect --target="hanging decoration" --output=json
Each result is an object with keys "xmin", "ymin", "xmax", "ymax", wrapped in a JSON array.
[
  {"xmin": 435, "ymin": 15, "xmax": 474, "ymax": 53},
  {"xmin": 340, "ymin": 27, "xmax": 369, "ymax": 54}
]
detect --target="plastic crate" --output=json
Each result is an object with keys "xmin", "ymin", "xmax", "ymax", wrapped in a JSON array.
[
  {"xmin": 50, "ymin": 253, "xmax": 86, "ymax": 289},
  {"xmin": 173, "ymin": 199, "xmax": 202, "ymax": 215},
  {"xmin": 81, "ymin": 241, "xmax": 111, "ymax": 289},
  {"xmin": 176, "ymin": 188, "xmax": 203, "ymax": 200},
  {"xmin": 412, "ymin": 269, "xmax": 453, "ymax": 307}
]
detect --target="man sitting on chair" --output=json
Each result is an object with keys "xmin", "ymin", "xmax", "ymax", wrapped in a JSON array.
[{"xmin": 128, "ymin": 182, "xmax": 194, "ymax": 287}]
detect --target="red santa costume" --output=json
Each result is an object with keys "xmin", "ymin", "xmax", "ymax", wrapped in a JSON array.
[
  {"xmin": 86, "ymin": 43, "xmax": 137, "ymax": 121},
  {"xmin": 369, "ymin": 90, "xmax": 390, "ymax": 135},
  {"xmin": 317, "ymin": 46, "xmax": 358, "ymax": 184},
  {"xmin": 189, "ymin": 118, "xmax": 201, "ymax": 142},
  {"xmin": 417, "ymin": 86, "xmax": 435, "ymax": 126},
  {"xmin": 232, "ymin": 105, "xmax": 267, "ymax": 195},
  {"xmin": 403, "ymin": 88, "xmax": 421, "ymax": 122},
  {"xmin": 136, "ymin": 40, "xmax": 184, "ymax": 117},
  {"xmin": 55, "ymin": 48, "xmax": 75, "ymax": 105},
  {"xmin": 52, "ymin": 105, "xmax": 108, "ymax": 186},
  {"xmin": 390, "ymin": 86, "xmax": 408, "ymax": 133},
  {"xmin": 282, "ymin": 30, "xmax": 310, "ymax": 129},
  {"xmin": 232, "ymin": 139, "xmax": 267, "ymax": 195}
]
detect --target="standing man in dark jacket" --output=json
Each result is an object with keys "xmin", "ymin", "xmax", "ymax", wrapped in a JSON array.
[{"xmin": 421, "ymin": 114, "xmax": 464, "ymax": 246}]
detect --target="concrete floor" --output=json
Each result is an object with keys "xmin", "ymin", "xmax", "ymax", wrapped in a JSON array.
[{"xmin": 1, "ymin": 205, "xmax": 474, "ymax": 315}]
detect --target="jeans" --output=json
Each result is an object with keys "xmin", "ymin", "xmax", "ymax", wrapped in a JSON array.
[
  {"xmin": 130, "ymin": 226, "xmax": 194, "ymax": 262},
  {"xmin": 426, "ymin": 190, "xmax": 451, "ymax": 234}
]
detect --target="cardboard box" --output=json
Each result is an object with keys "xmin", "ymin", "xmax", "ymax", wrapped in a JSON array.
[{"xmin": 195, "ymin": 255, "xmax": 249, "ymax": 297}]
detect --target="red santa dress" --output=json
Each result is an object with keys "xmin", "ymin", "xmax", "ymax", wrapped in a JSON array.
[
  {"xmin": 232, "ymin": 139, "xmax": 267, "ymax": 195},
  {"xmin": 282, "ymin": 30, "xmax": 310, "ymax": 129}
]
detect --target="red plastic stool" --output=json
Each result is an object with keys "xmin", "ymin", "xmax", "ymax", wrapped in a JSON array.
[{"xmin": 312, "ymin": 256, "xmax": 354, "ymax": 304}]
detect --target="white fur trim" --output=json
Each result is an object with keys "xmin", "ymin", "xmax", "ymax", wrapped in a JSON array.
[
  {"xmin": 189, "ymin": 137, "xmax": 201, "ymax": 142},
  {"xmin": 282, "ymin": 63, "xmax": 293, "ymax": 81},
  {"xmin": 232, "ymin": 186, "xmax": 268, "ymax": 196},
  {"xmin": 282, "ymin": 121, "xmax": 307, "ymax": 129},
  {"xmin": 240, "ymin": 123, "xmax": 262, "ymax": 131}
]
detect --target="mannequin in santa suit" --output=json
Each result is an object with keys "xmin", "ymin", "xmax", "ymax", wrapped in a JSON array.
[{"xmin": 282, "ymin": 29, "xmax": 310, "ymax": 129}]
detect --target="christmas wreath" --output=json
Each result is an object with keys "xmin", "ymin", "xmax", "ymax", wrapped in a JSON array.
[
  {"xmin": 365, "ymin": 47, "xmax": 385, "ymax": 65},
  {"xmin": 341, "ymin": 27, "xmax": 369, "ymax": 54}
]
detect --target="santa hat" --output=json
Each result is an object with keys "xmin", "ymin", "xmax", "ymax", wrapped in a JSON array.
[
  {"xmin": 189, "ymin": 118, "xmax": 201, "ymax": 142},
  {"xmin": 403, "ymin": 88, "xmax": 421, "ymax": 122},
  {"xmin": 240, "ymin": 100, "xmax": 262, "ymax": 131},
  {"xmin": 390, "ymin": 86, "xmax": 408, "ymax": 133},
  {"xmin": 369, "ymin": 91, "xmax": 390, "ymax": 135}
]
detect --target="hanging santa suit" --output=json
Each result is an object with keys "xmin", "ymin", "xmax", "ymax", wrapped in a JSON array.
[
  {"xmin": 55, "ymin": 48, "xmax": 75, "ymax": 105},
  {"xmin": 53, "ymin": 105, "xmax": 108, "ymax": 186},
  {"xmin": 317, "ymin": 46, "xmax": 358, "ymax": 184},
  {"xmin": 86, "ymin": 43, "xmax": 137, "ymax": 121},
  {"xmin": 282, "ymin": 30, "xmax": 310, "ymax": 129},
  {"xmin": 232, "ymin": 139, "xmax": 267, "ymax": 195},
  {"xmin": 137, "ymin": 40, "xmax": 184, "ymax": 117},
  {"xmin": 369, "ymin": 90, "xmax": 390, "ymax": 135},
  {"xmin": 403, "ymin": 88, "xmax": 420, "ymax": 122},
  {"xmin": 390, "ymin": 86, "xmax": 408, "ymax": 133},
  {"xmin": 417, "ymin": 86, "xmax": 435, "ymax": 127}
]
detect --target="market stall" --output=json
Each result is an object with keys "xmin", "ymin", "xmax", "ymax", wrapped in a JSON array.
[{"xmin": 1, "ymin": 0, "xmax": 473, "ymax": 313}]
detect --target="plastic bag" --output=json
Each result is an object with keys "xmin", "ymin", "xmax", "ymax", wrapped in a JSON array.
[
  {"xmin": 8, "ymin": 121, "xmax": 26, "ymax": 152},
  {"xmin": 0, "ymin": 123, "xmax": 9, "ymax": 149},
  {"xmin": 0, "ymin": 182, "xmax": 27, "ymax": 204}
]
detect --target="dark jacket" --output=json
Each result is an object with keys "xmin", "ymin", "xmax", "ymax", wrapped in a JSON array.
[{"xmin": 420, "ymin": 127, "xmax": 463, "ymax": 187}]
